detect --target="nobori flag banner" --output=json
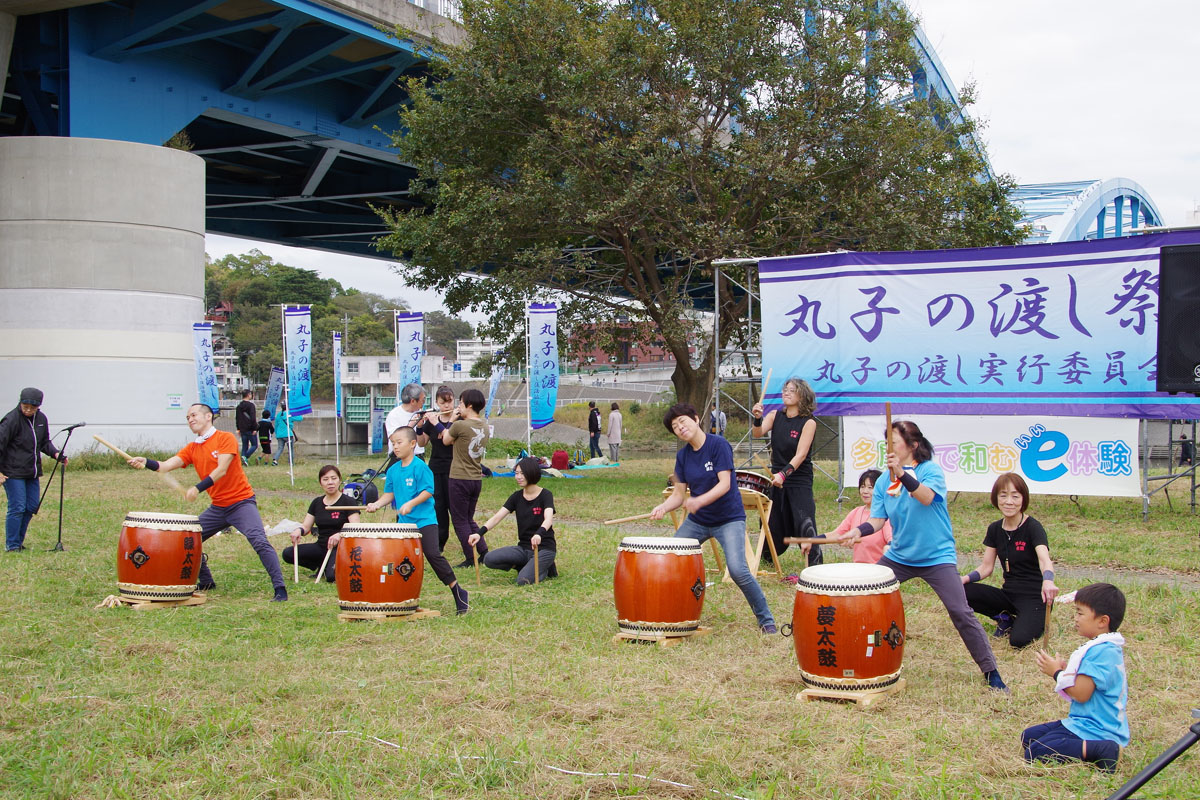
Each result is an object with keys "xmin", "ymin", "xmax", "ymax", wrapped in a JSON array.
[
  {"xmin": 395, "ymin": 312, "xmax": 424, "ymax": 393},
  {"xmin": 485, "ymin": 350, "xmax": 505, "ymax": 419},
  {"xmin": 284, "ymin": 305, "xmax": 313, "ymax": 416},
  {"xmin": 263, "ymin": 366, "xmax": 285, "ymax": 419},
  {"xmin": 333, "ymin": 332, "xmax": 343, "ymax": 419},
  {"xmin": 192, "ymin": 322, "xmax": 219, "ymax": 412},
  {"xmin": 759, "ymin": 231, "xmax": 1200, "ymax": 419},
  {"xmin": 843, "ymin": 415, "xmax": 1140, "ymax": 497},
  {"xmin": 529, "ymin": 303, "xmax": 559, "ymax": 429}
]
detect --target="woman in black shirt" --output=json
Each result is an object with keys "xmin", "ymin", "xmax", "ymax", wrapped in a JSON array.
[
  {"xmin": 961, "ymin": 472, "xmax": 1060, "ymax": 648},
  {"xmin": 419, "ymin": 385, "xmax": 457, "ymax": 552},
  {"xmin": 751, "ymin": 377, "xmax": 820, "ymax": 563},
  {"xmin": 283, "ymin": 464, "xmax": 361, "ymax": 582},
  {"xmin": 469, "ymin": 457, "xmax": 557, "ymax": 585}
]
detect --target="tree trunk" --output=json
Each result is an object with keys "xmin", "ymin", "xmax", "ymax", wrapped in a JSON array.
[{"xmin": 670, "ymin": 348, "xmax": 715, "ymax": 412}]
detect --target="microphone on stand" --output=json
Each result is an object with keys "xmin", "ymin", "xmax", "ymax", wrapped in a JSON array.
[{"xmin": 61, "ymin": 422, "xmax": 87, "ymax": 431}]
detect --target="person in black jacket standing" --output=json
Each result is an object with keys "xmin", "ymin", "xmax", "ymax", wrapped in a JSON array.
[
  {"xmin": 0, "ymin": 388, "xmax": 64, "ymax": 552},
  {"xmin": 587, "ymin": 401, "xmax": 602, "ymax": 459},
  {"xmin": 235, "ymin": 391, "xmax": 258, "ymax": 465}
]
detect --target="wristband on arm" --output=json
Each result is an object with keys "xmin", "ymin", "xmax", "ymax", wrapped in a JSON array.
[
  {"xmin": 1043, "ymin": 570, "xmax": 1055, "ymax": 581},
  {"xmin": 898, "ymin": 471, "xmax": 920, "ymax": 492},
  {"xmin": 477, "ymin": 525, "xmax": 488, "ymax": 536},
  {"xmin": 782, "ymin": 464, "xmax": 795, "ymax": 478},
  {"xmin": 967, "ymin": 570, "xmax": 981, "ymax": 583},
  {"xmin": 752, "ymin": 417, "xmax": 764, "ymax": 427},
  {"xmin": 145, "ymin": 459, "xmax": 160, "ymax": 472},
  {"xmin": 194, "ymin": 476, "xmax": 214, "ymax": 493},
  {"xmin": 855, "ymin": 522, "xmax": 874, "ymax": 538}
]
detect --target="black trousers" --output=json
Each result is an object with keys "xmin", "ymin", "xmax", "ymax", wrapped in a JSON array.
[
  {"xmin": 767, "ymin": 480, "xmax": 820, "ymax": 563},
  {"xmin": 431, "ymin": 470, "xmax": 451, "ymax": 552},
  {"xmin": 282, "ymin": 541, "xmax": 336, "ymax": 582},
  {"xmin": 963, "ymin": 582, "xmax": 1045, "ymax": 648}
]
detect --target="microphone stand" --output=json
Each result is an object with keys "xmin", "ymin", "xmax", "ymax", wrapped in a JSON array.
[{"xmin": 36, "ymin": 425, "xmax": 78, "ymax": 552}]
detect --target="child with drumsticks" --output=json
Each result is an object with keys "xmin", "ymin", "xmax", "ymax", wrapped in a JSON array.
[
  {"xmin": 365, "ymin": 426, "xmax": 469, "ymax": 614},
  {"xmin": 830, "ymin": 469, "xmax": 893, "ymax": 563},
  {"xmin": 1023, "ymin": 582, "xmax": 1128, "ymax": 772}
]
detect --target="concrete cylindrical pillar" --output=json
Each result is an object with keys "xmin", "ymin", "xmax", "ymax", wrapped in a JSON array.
[{"xmin": 0, "ymin": 136, "xmax": 206, "ymax": 453}]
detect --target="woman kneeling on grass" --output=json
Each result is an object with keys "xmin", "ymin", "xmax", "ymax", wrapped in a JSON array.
[
  {"xmin": 469, "ymin": 457, "xmax": 557, "ymax": 584},
  {"xmin": 283, "ymin": 464, "xmax": 360, "ymax": 582},
  {"xmin": 962, "ymin": 472, "xmax": 1059, "ymax": 648}
]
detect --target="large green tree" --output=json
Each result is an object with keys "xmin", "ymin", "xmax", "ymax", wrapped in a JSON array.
[{"xmin": 378, "ymin": 0, "xmax": 1023, "ymax": 408}]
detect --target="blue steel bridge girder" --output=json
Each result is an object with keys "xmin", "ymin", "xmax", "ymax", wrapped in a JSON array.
[{"xmin": 1011, "ymin": 178, "xmax": 1164, "ymax": 244}]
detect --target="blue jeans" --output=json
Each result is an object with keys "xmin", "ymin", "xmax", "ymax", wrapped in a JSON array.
[
  {"xmin": 4, "ymin": 477, "xmax": 40, "ymax": 550},
  {"xmin": 675, "ymin": 516, "xmax": 775, "ymax": 628},
  {"xmin": 240, "ymin": 431, "xmax": 258, "ymax": 460}
]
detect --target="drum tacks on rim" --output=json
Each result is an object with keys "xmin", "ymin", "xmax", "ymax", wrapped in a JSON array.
[
  {"xmin": 335, "ymin": 523, "xmax": 424, "ymax": 615},
  {"xmin": 116, "ymin": 512, "xmax": 203, "ymax": 602},
  {"xmin": 613, "ymin": 537, "xmax": 706, "ymax": 639}
]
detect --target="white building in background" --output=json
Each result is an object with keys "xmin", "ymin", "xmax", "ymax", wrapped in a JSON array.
[{"xmin": 456, "ymin": 339, "xmax": 497, "ymax": 374}]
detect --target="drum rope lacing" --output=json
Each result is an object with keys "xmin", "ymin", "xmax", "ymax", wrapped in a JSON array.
[
  {"xmin": 617, "ymin": 542, "xmax": 702, "ymax": 554},
  {"xmin": 794, "ymin": 577, "xmax": 899, "ymax": 596},
  {"xmin": 122, "ymin": 514, "xmax": 203, "ymax": 531},
  {"xmin": 799, "ymin": 668, "xmax": 903, "ymax": 692}
]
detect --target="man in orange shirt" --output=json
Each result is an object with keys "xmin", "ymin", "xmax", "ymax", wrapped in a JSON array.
[{"xmin": 128, "ymin": 403, "xmax": 287, "ymax": 601}]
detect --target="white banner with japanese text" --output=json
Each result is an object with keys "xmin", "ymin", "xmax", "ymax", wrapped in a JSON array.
[
  {"xmin": 394, "ymin": 312, "xmax": 424, "ymax": 397},
  {"xmin": 191, "ymin": 322, "xmax": 219, "ymax": 412},
  {"xmin": 842, "ymin": 415, "xmax": 1140, "ymax": 497},
  {"xmin": 283, "ymin": 305, "xmax": 313, "ymax": 416},
  {"xmin": 529, "ymin": 303, "xmax": 559, "ymax": 429},
  {"xmin": 759, "ymin": 231, "xmax": 1200, "ymax": 419}
]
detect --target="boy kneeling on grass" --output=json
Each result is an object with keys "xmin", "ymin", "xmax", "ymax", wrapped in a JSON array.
[
  {"xmin": 1024, "ymin": 582, "xmax": 1128, "ymax": 771},
  {"xmin": 366, "ymin": 426, "xmax": 469, "ymax": 615}
]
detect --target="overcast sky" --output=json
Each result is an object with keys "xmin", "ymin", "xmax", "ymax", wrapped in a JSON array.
[{"xmin": 207, "ymin": 0, "xmax": 1199, "ymax": 307}]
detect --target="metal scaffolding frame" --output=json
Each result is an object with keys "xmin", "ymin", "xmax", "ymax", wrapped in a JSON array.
[{"xmin": 711, "ymin": 259, "xmax": 848, "ymax": 507}]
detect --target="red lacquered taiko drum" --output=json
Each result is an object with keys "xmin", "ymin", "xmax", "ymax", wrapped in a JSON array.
[
  {"xmin": 613, "ymin": 536, "xmax": 706, "ymax": 638},
  {"xmin": 792, "ymin": 563, "xmax": 905, "ymax": 691},
  {"xmin": 335, "ymin": 523, "xmax": 424, "ymax": 614},
  {"xmin": 116, "ymin": 512, "xmax": 203, "ymax": 601}
]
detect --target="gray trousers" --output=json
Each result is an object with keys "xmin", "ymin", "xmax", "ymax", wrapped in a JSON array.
[
  {"xmin": 196, "ymin": 496, "xmax": 285, "ymax": 591},
  {"xmin": 608, "ymin": 443, "xmax": 620, "ymax": 462},
  {"xmin": 878, "ymin": 556, "xmax": 997, "ymax": 674},
  {"xmin": 482, "ymin": 545, "xmax": 556, "ymax": 585}
]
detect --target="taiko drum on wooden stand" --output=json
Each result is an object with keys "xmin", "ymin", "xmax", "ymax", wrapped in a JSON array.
[
  {"xmin": 613, "ymin": 536, "xmax": 706, "ymax": 640},
  {"xmin": 791, "ymin": 563, "xmax": 906, "ymax": 692},
  {"xmin": 116, "ymin": 512, "xmax": 203, "ymax": 602},
  {"xmin": 335, "ymin": 523, "xmax": 424, "ymax": 615}
]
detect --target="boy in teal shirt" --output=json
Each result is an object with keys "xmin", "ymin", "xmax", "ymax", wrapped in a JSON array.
[
  {"xmin": 1024, "ymin": 582, "xmax": 1128, "ymax": 771},
  {"xmin": 367, "ymin": 426, "xmax": 469, "ymax": 614}
]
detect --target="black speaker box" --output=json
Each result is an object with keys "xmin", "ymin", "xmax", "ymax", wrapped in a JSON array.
[{"xmin": 1156, "ymin": 244, "xmax": 1200, "ymax": 393}]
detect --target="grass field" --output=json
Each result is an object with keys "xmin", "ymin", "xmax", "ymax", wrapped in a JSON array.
[{"xmin": 1, "ymin": 455, "xmax": 1197, "ymax": 799}]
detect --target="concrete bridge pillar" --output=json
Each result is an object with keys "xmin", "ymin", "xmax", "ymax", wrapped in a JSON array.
[{"xmin": 0, "ymin": 137, "xmax": 205, "ymax": 452}]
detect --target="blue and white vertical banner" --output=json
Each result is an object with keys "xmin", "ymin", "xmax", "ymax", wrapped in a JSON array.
[
  {"xmin": 395, "ymin": 312, "xmax": 425, "ymax": 395},
  {"xmin": 485, "ymin": 350, "xmax": 505, "ymax": 419},
  {"xmin": 191, "ymin": 322, "xmax": 220, "ymax": 412},
  {"xmin": 759, "ymin": 231, "xmax": 1200, "ymax": 419},
  {"xmin": 333, "ymin": 332, "xmax": 343, "ymax": 419},
  {"xmin": 263, "ymin": 367, "xmax": 285, "ymax": 419},
  {"xmin": 283, "ymin": 305, "xmax": 313, "ymax": 416},
  {"xmin": 529, "ymin": 303, "xmax": 559, "ymax": 429},
  {"xmin": 842, "ymin": 415, "xmax": 1141, "ymax": 497}
]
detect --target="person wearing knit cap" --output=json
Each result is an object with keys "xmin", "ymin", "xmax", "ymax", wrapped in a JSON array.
[{"xmin": 0, "ymin": 388, "xmax": 65, "ymax": 551}]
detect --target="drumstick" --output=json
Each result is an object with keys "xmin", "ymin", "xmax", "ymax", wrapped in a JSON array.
[
  {"xmin": 93, "ymin": 434, "xmax": 186, "ymax": 496},
  {"xmin": 604, "ymin": 513, "xmax": 655, "ymax": 525},
  {"xmin": 473, "ymin": 547, "xmax": 481, "ymax": 588},
  {"xmin": 315, "ymin": 547, "xmax": 333, "ymax": 584},
  {"xmin": 1042, "ymin": 603, "xmax": 1054, "ymax": 651},
  {"xmin": 293, "ymin": 554, "xmax": 299, "ymax": 583},
  {"xmin": 761, "ymin": 368, "xmax": 773, "ymax": 401},
  {"xmin": 884, "ymin": 402, "xmax": 896, "ymax": 479},
  {"xmin": 783, "ymin": 537, "xmax": 834, "ymax": 545},
  {"xmin": 533, "ymin": 543, "xmax": 540, "ymax": 585}
]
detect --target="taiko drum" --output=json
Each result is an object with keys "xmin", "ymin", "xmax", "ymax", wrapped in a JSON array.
[
  {"xmin": 116, "ymin": 512, "xmax": 203, "ymax": 601},
  {"xmin": 613, "ymin": 536, "xmax": 706, "ymax": 638},
  {"xmin": 791, "ymin": 563, "xmax": 905, "ymax": 691},
  {"xmin": 735, "ymin": 469, "xmax": 772, "ymax": 496},
  {"xmin": 335, "ymin": 523, "xmax": 424, "ymax": 614}
]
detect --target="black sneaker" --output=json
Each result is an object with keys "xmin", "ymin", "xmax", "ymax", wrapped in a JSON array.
[
  {"xmin": 455, "ymin": 559, "xmax": 472, "ymax": 568},
  {"xmin": 985, "ymin": 669, "xmax": 1009, "ymax": 694},
  {"xmin": 272, "ymin": 587, "xmax": 288, "ymax": 602},
  {"xmin": 993, "ymin": 612, "xmax": 1013, "ymax": 638}
]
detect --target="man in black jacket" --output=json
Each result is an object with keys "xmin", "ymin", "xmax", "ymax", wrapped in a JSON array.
[
  {"xmin": 587, "ymin": 401, "xmax": 602, "ymax": 459},
  {"xmin": 0, "ymin": 388, "xmax": 64, "ymax": 551},
  {"xmin": 235, "ymin": 390, "xmax": 258, "ymax": 466}
]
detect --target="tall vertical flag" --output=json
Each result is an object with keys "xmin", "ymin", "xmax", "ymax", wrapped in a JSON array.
[
  {"xmin": 395, "ymin": 311, "xmax": 425, "ymax": 393},
  {"xmin": 263, "ymin": 366, "xmax": 285, "ymax": 419},
  {"xmin": 528, "ymin": 303, "xmax": 559, "ymax": 429},
  {"xmin": 333, "ymin": 332, "xmax": 344, "ymax": 419},
  {"xmin": 283, "ymin": 305, "xmax": 313, "ymax": 416},
  {"xmin": 485, "ymin": 349, "xmax": 505, "ymax": 419},
  {"xmin": 192, "ymin": 322, "xmax": 220, "ymax": 412}
]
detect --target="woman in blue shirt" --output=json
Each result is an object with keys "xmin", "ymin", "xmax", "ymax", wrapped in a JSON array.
[{"xmin": 839, "ymin": 420, "xmax": 1007, "ymax": 691}]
